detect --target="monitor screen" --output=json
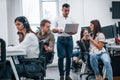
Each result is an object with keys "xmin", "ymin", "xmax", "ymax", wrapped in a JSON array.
[
  {"xmin": 118, "ymin": 22, "xmax": 120, "ymax": 35},
  {"xmin": 102, "ymin": 24, "xmax": 117, "ymax": 39},
  {"xmin": 112, "ymin": 1, "xmax": 120, "ymax": 19}
]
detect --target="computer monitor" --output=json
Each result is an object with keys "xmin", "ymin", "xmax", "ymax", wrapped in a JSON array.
[
  {"xmin": 118, "ymin": 22, "xmax": 120, "ymax": 35},
  {"xmin": 112, "ymin": 1, "xmax": 120, "ymax": 19},
  {"xmin": 81, "ymin": 25, "xmax": 117, "ymax": 39},
  {"xmin": 102, "ymin": 24, "xmax": 117, "ymax": 39}
]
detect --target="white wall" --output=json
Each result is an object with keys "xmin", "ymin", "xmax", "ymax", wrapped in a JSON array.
[
  {"xmin": 7, "ymin": 0, "xmax": 22, "ymax": 46},
  {"xmin": 0, "ymin": 0, "xmax": 22, "ymax": 46},
  {"xmin": 0, "ymin": 0, "xmax": 8, "ymax": 45},
  {"xmin": 83, "ymin": 0, "xmax": 120, "ymax": 26}
]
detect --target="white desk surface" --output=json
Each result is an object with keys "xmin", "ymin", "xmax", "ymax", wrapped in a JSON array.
[
  {"xmin": 0, "ymin": 48, "xmax": 26, "ymax": 57},
  {"xmin": 106, "ymin": 44, "xmax": 120, "ymax": 50},
  {"xmin": 6, "ymin": 47, "xmax": 26, "ymax": 56},
  {"xmin": 0, "ymin": 47, "xmax": 26, "ymax": 80}
]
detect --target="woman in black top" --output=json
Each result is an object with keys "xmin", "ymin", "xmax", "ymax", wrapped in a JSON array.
[{"xmin": 73, "ymin": 28, "xmax": 90, "ymax": 63}]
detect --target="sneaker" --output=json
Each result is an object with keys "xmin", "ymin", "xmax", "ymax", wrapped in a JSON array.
[
  {"xmin": 65, "ymin": 76, "xmax": 72, "ymax": 80},
  {"xmin": 60, "ymin": 76, "xmax": 64, "ymax": 80}
]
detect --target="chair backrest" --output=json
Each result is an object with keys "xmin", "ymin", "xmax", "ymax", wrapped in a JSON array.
[
  {"xmin": 39, "ymin": 40, "xmax": 45, "ymax": 57},
  {"xmin": 76, "ymin": 40, "xmax": 89, "ymax": 53},
  {"xmin": 0, "ymin": 38, "xmax": 6, "ymax": 78},
  {"xmin": 0, "ymin": 38, "xmax": 6, "ymax": 62},
  {"xmin": 76, "ymin": 40, "xmax": 90, "ymax": 62}
]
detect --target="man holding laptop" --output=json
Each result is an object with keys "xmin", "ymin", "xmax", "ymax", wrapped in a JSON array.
[{"xmin": 52, "ymin": 3, "xmax": 78, "ymax": 80}]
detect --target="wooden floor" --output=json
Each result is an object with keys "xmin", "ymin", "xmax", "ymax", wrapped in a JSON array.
[{"xmin": 113, "ymin": 76, "xmax": 120, "ymax": 80}]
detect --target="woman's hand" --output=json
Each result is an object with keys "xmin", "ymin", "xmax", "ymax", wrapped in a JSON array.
[
  {"xmin": 88, "ymin": 36, "xmax": 93, "ymax": 41},
  {"xmin": 81, "ymin": 35, "xmax": 87, "ymax": 41},
  {"xmin": 88, "ymin": 36, "xmax": 104, "ymax": 50}
]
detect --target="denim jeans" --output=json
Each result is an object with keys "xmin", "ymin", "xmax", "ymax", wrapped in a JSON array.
[
  {"xmin": 72, "ymin": 50, "xmax": 81, "ymax": 57},
  {"xmin": 57, "ymin": 36, "xmax": 73, "ymax": 76},
  {"xmin": 90, "ymin": 52, "xmax": 113, "ymax": 80}
]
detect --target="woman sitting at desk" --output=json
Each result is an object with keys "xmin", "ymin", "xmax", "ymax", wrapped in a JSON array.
[
  {"xmin": 3, "ymin": 16, "xmax": 39, "ymax": 79},
  {"xmin": 14, "ymin": 16, "xmax": 39, "ymax": 58}
]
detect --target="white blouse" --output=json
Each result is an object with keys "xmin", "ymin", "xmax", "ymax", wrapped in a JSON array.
[
  {"xmin": 89, "ymin": 33, "xmax": 106, "ymax": 54},
  {"xmin": 10, "ymin": 32, "xmax": 39, "ymax": 58}
]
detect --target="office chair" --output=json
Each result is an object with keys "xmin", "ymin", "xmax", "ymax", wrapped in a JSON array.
[
  {"xmin": 78, "ymin": 40, "xmax": 106, "ymax": 80},
  {"xmin": 0, "ymin": 38, "xmax": 6, "ymax": 78},
  {"xmin": 19, "ymin": 41, "xmax": 55, "ymax": 80},
  {"xmin": 18, "ymin": 41, "xmax": 47, "ymax": 80},
  {"xmin": 76, "ymin": 40, "xmax": 93, "ymax": 80}
]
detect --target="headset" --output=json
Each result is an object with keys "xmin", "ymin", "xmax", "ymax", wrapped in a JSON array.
[
  {"xmin": 15, "ymin": 16, "xmax": 30, "ymax": 32},
  {"xmin": 22, "ymin": 16, "xmax": 30, "ymax": 32}
]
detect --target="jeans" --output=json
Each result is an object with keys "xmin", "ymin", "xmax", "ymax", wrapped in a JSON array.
[
  {"xmin": 90, "ymin": 52, "xmax": 113, "ymax": 80},
  {"xmin": 72, "ymin": 50, "xmax": 81, "ymax": 57},
  {"xmin": 57, "ymin": 36, "xmax": 73, "ymax": 76}
]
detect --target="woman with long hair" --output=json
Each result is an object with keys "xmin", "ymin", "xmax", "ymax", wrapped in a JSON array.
[
  {"xmin": 3, "ymin": 16, "xmax": 39, "ymax": 79},
  {"xmin": 88, "ymin": 20, "xmax": 113, "ymax": 80}
]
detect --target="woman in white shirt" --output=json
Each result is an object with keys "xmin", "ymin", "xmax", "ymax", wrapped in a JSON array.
[
  {"xmin": 88, "ymin": 20, "xmax": 113, "ymax": 80},
  {"xmin": 14, "ymin": 16, "xmax": 39, "ymax": 58},
  {"xmin": 3, "ymin": 16, "xmax": 40, "ymax": 79}
]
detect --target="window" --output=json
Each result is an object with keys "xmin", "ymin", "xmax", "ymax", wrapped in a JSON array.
[
  {"xmin": 42, "ymin": 2, "xmax": 58, "ymax": 22},
  {"xmin": 22, "ymin": 0, "xmax": 40, "ymax": 24},
  {"xmin": 22, "ymin": 0, "xmax": 58, "ymax": 32}
]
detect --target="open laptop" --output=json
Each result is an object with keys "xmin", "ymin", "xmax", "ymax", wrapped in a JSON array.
[{"xmin": 64, "ymin": 23, "xmax": 79, "ymax": 33}]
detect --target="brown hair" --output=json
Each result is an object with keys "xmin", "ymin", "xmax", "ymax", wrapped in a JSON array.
[
  {"xmin": 40, "ymin": 19, "xmax": 51, "ymax": 28},
  {"xmin": 90, "ymin": 19, "xmax": 102, "ymax": 39}
]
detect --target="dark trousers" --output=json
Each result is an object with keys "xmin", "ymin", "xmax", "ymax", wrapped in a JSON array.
[{"xmin": 57, "ymin": 36, "xmax": 73, "ymax": 76}]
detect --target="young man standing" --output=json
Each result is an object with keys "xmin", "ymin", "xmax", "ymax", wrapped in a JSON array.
[{"xmin": 52, "ymin": 3, "xmax": 75, "ymax": 80}]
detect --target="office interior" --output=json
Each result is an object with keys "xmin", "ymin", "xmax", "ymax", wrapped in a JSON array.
[{"xmin": 0, "ymin": 0, "xmax": 120, "ymax": 80}]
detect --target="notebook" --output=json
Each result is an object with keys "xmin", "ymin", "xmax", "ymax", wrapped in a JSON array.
[{"xmin": 64, "ymin": 23, "xmax": 79, "ymax": 33}]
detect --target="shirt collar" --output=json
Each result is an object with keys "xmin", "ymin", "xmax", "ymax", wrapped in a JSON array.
[{"xmin": 61, "ymin": 15, "xmax": 69, "ymax": 19}]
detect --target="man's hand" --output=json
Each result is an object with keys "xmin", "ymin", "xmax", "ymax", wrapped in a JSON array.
[
  {"xmin": 58, "ymin": 29, "xmax": 63, "ymax": 33},
  {"xmin": 44, "ymin": 45, "xmax": 52, "ymax": 52},
  {"xmin": 52, "ymin": 29, "xmax": 58, "ymax": 33},
  {"xmin": 52, "ymin": 28, "xmax": 63, "ymax": 34}
]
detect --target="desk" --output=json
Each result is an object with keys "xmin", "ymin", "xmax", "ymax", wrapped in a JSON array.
[
  {"xmin": 106, "ymin": 44, "xmax": 120, "ymax": 55},
  {"xmin": 106, "ymin": 44, "xmax": 120, "ymax": 76},
  {"xmin": 106, "ymin": 44, "xmax": 120, "ymax": 50},
  {"xmin": 6, "ymin": 48, "xmax": 26, "ymax": 80}
]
